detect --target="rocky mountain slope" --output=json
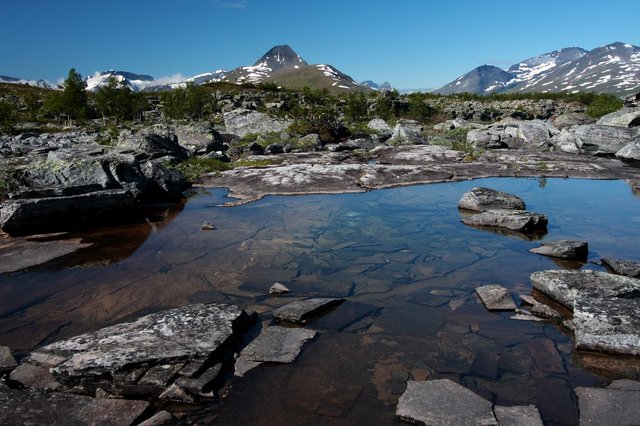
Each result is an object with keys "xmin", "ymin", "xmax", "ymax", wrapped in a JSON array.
[{"xmin": 436, "ymin": 42, "xmax": 640, "ymax": 96}]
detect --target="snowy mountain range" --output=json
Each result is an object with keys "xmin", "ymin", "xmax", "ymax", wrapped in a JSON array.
[{"xmin": 435, "ymin": 42, "xmax": 640, "ymax": 96}]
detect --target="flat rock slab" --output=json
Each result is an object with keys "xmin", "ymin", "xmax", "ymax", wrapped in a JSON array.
[
  {"xmin": 458, "ymin": 187, "xmax": 526, "ymax": 212},
  {"xmin": 0, "ymin": 388, "xmax": 149, "ymax": 426},
  {"xmin": 9, "ymin": 363, "xmax": 62, "ymax": 391},
  {"xmin": 529, "ymin": 240, "xmax": 588, "ymax": 260},
  {"xmin": 29, "ymin": 303, "xmax": 248, "ymax": 377},
  {"xmin": 396, "ymin": 379, "xmax": 497, "ymax": 425},
  {"xmin": 235, "ymin": 326, "xmax": 317, "ymax": 377},
  {"xmin": 602, "ymin": 257, "xmax": 640, "ymax": 278},
  {"xmin": 576, "ymin": 386, "xmax": 640, "ymax": 426},
  {"xmin": 476, "ymin": 285, "xmax": 517, "ymax": 311},
  {"xmin": 463, "ymin": 209, "xmax": 548, "ymax": 233},
  {"xmin": 273, "ymin": 298, "xmax": 345, "ymax": 324},
  {"xmin": 0, "ymin": 238, "xmax": 92, "ymax": 274},
  {"xmin": 531, "ymin": 270, "xmax": 640, "ymax": 355},
  {"xmin": 493, "ymin": 405, "xmax": 543, "ymax": 426}
]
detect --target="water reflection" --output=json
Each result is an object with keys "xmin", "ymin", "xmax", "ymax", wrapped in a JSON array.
[{"xmin": 1, "ymin": 178, "xmax": 639, "ymax": 423}]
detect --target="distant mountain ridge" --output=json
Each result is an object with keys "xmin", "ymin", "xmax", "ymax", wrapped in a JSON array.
[
  {"xmin": 80, "ymin": 45, "xmax": 369, "ymax": 94},
  {"xmin": 435, "ymin": 42, "xmax": 640, "ymax": 96}
]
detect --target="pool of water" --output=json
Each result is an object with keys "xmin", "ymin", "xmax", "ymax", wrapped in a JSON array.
[{"xmin": 1, "ymin": 178, "xmax": 640, "ymax": 424}]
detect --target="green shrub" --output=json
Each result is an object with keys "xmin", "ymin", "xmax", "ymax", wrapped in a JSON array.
[
  {"xmin": 586, "ymin": 94, "xmax": 624, "ymax": 118},
  {"xmin": 0, "ymin": 168, "xmax": 22, "ymax": 200}
]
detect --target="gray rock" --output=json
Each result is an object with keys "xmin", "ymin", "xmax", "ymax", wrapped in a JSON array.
[
  {"xmin": 571, "ymin": 124, "xmax": 640, "ymax": 155},
  {"xmin": 530, "ymin": 303, "xmax": 562, "ymax": 320},
  {"xmin": 602, "ymin": 257, "xmax": 640, "ymax": 278},
  {"xmin": 615, "ymin": 142, "xmax": 640, "ymax": 161},
  {"xmin": 553, "ymin": 129, "xmax": 580, "ymax": 153},
  {"xmin": 462, "ymin": 209, "xmax": 548, "ymax": 233},
  {"xmin": 264, "ymin": 143, "xmax": 285, "ymax": 155},
  {"xmin": 138, "ymin": 364, "xmax": 184, "ymax": 387},
  {"xmin": 22, "ymin": 158, "xmax": 113, "ymax": 191},
  {"xmin": 9, "ymin": 364, "xmax": 62, "ymax": 391},
  {"xmin": 30, "ymin": 304, "xmax": 250, "ymax": 378},
  {"xmin": 0, "ymin": 189, "xmax": 137, "ymax": 236},
  {"xmin": 493, "ymin": 405, "xmax": 543, "ymax": 426},
  {"xmin": 0, "ymin": 388, "xmax": 149, "ymax": 426},
  {"xmin": 552, "ymin": 112, "xmax": 595, "ymax": 130},
  {"xmin": 458, "ymin": 187, "xmax": 526, "ymax": 212},
  {"xmin": 294, "ymin": 133, "xmax": 321, "ymax": 151},
  {"xmin": 0, "ymin": 346, "xmax": 17, "ymax": 372},
  {"xmin": 529, "ymin": 240, "xmax": 588, "ymax": 259},
  {"xmin": 608, "ymin": 379, "xmax": 640, "ymax": 391},
  {"xmin": 576, "ymin": 386, "xmax": 640, "ymax": 426},
  {"xmin": 235, "ymin": 326, "xmax": 317, "ymax": 377},
  {"xmin": 174, "ymin": 364, "xmax": 222, "ymax": 396},
  {"xmin": 273, "ymin": 298, "xmax": 344, "ymax": 324},
  {"xmin": 269, "ymin": 282, "xmax": 290, "ymax": 296},
  {"xmin": 475, "ymin": 285, "xmax": 517, "ymax": 311},
  {"xmin": 141, "ymin": 160, "xmax": 188, "ymax": 201},
  {"xmin": 117, "ymin": 131, "xmax": 190, "ymax": 161},
  {"xmin": 396, "ymin": 380, "xmax": 497, "ymax": 426},
  {"xmin": 467, "ymin": 128, "xmax": 507, "ymax": 149},
  {"xmin": 138, "ymin": 410, "xmax": 173, "ymax": 426},
  {"xmin": 531, "ymin": 270, "xmax": 640, "ymax": 355},
  {"xmin": 516, "ymin": 120, "xmax": 554, "ymax": 147},
  {"xmin": 387, "ymin": 124, "xmax": 428, "ymax": 145},
  {"xmin": 596, "ymin": 107, "xmax": 640, "ymax": 128},
  {"xmin": 367, "ymin": 118, "xmax": 392, "ymax": 136},
  {"xmin": 159, "ymin": 383, "xmax": 193, "ymax": 402},
  {"xmin": 174, "ymin": 123, "xmax": 222, "ymax": 155},
  {"xmin": 223, "ymin": 109, "xmax": 292, "ymax": 137}
]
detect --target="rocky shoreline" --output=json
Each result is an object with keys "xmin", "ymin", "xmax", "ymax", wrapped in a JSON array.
[{"xmin": 1, "ymin": 96, "xmax": 640, "ymax": 424}]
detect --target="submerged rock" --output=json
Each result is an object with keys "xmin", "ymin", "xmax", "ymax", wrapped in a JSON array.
[
  {"xmin": 273, "ymin": 298, "xmax": 344, "ymax": 324},
  {"xmin": 396, "ymin": 380, "xmax": 497, "ymax": 426},
  {"xmin": 575, "ymin": 386, "xmax": 640, "ymax": 426},
  {"xmin": 0, "ymin": 388, "xmax": 149, "ymax": 426},
  {"xmin": 531, "ymin": 270, "xmax": 640, "ymax": 355},
  {"xmin": 493, "ymin": 405, "xmax": 543, "ymax": 426},
  {"xmin": 462, "ymin": 209, "xmax": 548, "ymax": 233},
  {"xmin": 458, "ymin": 187, "xmax": 526, "ymax": 212},
  {"xmin": 235, "ymin": 326, "xmax": 317, "ymax": 377},
  {"xmin": 529, "ymin": 240, "xmax": 588, "ymax": 260},
  {"xmin": 601, "ymin": 257, "xmax": 640, "ymax": 278},
  {"xmin": 475, "ymin": 284, "xmax": 517, "ymax": 311}
]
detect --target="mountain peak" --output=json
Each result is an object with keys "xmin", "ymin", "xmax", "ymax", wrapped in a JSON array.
[{"xmin": 253, "ymin": 45, "xmax": 308, "ymax": 71}]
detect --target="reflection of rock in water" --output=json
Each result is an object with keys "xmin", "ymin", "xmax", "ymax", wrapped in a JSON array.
[{"xmin": 626, "ymin": 179, "xmax": 640, "ymax": 196}]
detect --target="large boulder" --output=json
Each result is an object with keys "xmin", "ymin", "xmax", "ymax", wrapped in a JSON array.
[
  {"xmin": 387, "ymin": 124, "xmax": 428, "ymax": 145},
  {"xmin": 141, "ymin": 160, "xmax": 189, "ymax": 201},
  {"xmin": 552, "ymin": 112, "xmax": 595, "ymax": 130},
  {"xmin": 223, "ymin": 109, "xmax": 292, "ymax": 137},
  {"xmin": 596, "ymin": 107, "xmax": 640, "ymax": 128},
  {"xmin": 615, "ymin": 142, "xmax": 640, "ymax": 162},
  {"xmin": 570, "ymin": 125, "xmax": 640, "ymax": 155},
  {"xmin": 367, "ymin": 118, "xmax": 392, "ymax": 137},
  {"xmin": 174, "ymin": 123, "xmax": 225, "ymax": 156},
  {"xmin": 458, "ymin": 187, "xmax": 526, "ymax": 212},
  {"xmin": 0, "ymin": 189, "xmax": 137, "ymax": 236},
  {"xmin": 117, "ymin": 130, "xmax": 190, "ymax": 161}
]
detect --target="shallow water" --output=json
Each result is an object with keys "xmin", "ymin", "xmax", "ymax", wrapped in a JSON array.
[{"xmin": 1, "ymin": 178, "xmax": 640, "ymax": 424}]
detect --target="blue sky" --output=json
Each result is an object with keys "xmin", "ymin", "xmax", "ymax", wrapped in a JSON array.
[{"xmin": 1, "ymin": 0, "xmax": 639, "ymax": 89}]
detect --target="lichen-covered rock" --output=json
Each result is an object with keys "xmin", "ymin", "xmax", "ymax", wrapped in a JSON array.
[
  {"xmin": 531, "ymin": 270, "xmax": 640, "ymax": 355},
  {"xmin": 458, "ymin": 187, "xmax": 526, "ymax": 212},
  {"xmin": 596, "ymin": 107, "xmax": 640, "ymax": 128},
  {"xmin": 615, "ymin": 142, "xmax": 640, "ymax": 162},
  {"xmin": 571, "ymin": 124, "xmax": 640, "ymax": 155},
  {"xmin": 602, "ymin": 258, "xmax": 640, "ymax": 278},
  {"xmin": 387, "ymin": 124, "xmax": 428, "ymax": 145},
  {"xmin": 223, "ymin": 109, "xmax": 292, "ymax": 137},
  {"xmin": 552, "ymin": 112, "xmax": 595, "ymax": 130},
  {"xmin": 29, "ymin": 304, "xmax": 251, "ymax": 378}
]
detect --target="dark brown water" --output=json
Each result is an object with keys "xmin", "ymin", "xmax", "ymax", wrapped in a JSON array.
[{"xmin": 1, "ymin": 178, "xmax": 640, "ymax": 425}]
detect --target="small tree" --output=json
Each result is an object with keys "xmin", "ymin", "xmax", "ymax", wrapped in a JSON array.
[
  {"xmin": 0, "ymin": 98, "xmax": 15, "ymax": 133},
  {"xmin": 44, "ymin": 68, "xmax": 88, "ymax": 124},
  {"xmin": 162, "ymin": 83, "xmax": 211, "ymax": 121},
  {"xmin": 95, "ymin": 76, "xmax": 136, "ymax": 122},
  {"xmin": 344, "ymin": 92, "xmax": 369, "ymax": 123}
]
